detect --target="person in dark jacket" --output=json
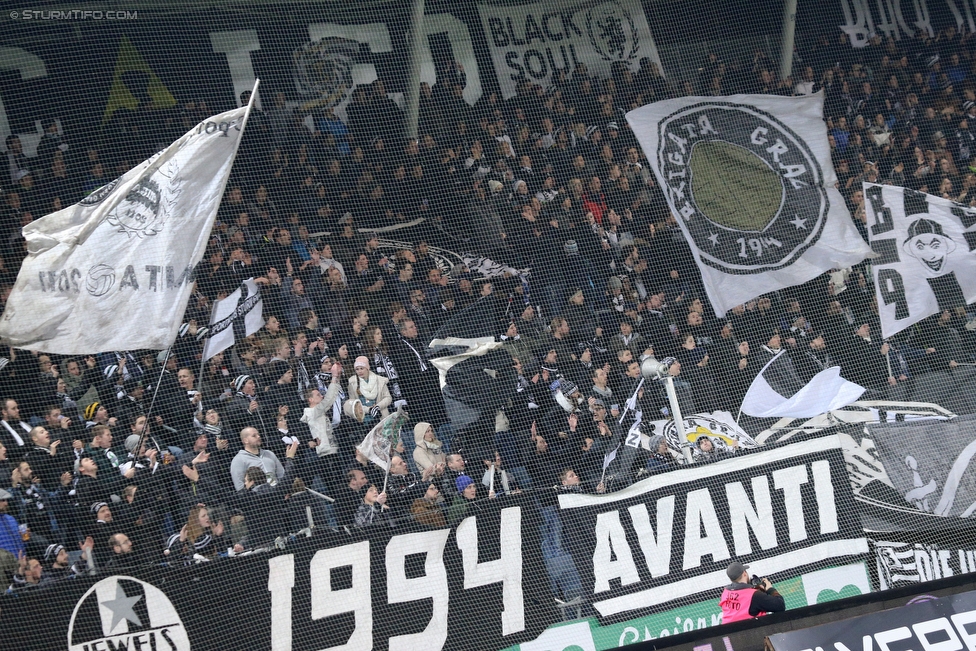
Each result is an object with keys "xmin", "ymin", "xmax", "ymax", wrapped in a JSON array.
[
  {"xmin": 333, "ymin": 467, "xmax": 369, "ymax": 527},
  {"xmin": 642, "ymin": 435, "xmax": 679, "ymax": 475},
  {"xmin": 354, "ymin": 482, "xmax": 395, "ymax": 528},
  {"xmin": 232, "ymin": 440, "xmax": 299, "ymax": 549},
  {"xmin": 225, "ymin": 375, "xmax": 270, "ymax": 437},
  {"xmin": 0, "ymin": 399, "xmax": 32, "ymax": 463},
  {"xmin": 840, "ymin": 322, "xmax": 893, "ymax": 391},
  {"xmin": 23, "ymin": 426, "xmax": 73, "ymax": 491},
  {"xmin": 388, "ymin": 319, "xmax": 449, "ymax": 425}
]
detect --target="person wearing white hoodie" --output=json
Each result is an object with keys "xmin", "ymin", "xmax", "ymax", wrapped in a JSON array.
[
  {"xmin": 300, "ymin": 362, "xmax": 345, "ymax": 493},
  {"xmin": 412, "ymin": 422, "xmax": 445, "ymax": 475}
]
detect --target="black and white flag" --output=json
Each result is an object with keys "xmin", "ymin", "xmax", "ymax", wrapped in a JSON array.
[
  {"xmin": 873, "ymin": 537, "xmax": 976, "ymax": 590},
  {"xmin": 863, "ymin": 182, "xmax": 976, "ymax": 338},
  {"xmin": 627, "ymin": 93, "xmax": 871, "ymax": 317},
  {"xmin": 740, "ymin": 350, "xmax": 865, "ymax": 418},
  {"xmin": 0, "ymin": 89, "xmax": 256, "ymax": 353},
  {"xmin": 869, "ymin": 414, "xmax": 976, "ymax": 521},
  {"xmin": 200, "ymin": 278, "xmax": 265, "ymax": 362}
]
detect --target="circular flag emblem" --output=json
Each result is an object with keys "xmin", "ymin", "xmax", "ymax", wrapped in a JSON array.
[
  {"xmin": 657, "ymin": 101, "xmax": 828, "ymax": 273},
  {"xmin": 68, "ymin": 575, "xmax": 190, "ymax": 651},
  {"xmin": 659, "ymin": 413, "xmax": 758, "ymax": 463}
]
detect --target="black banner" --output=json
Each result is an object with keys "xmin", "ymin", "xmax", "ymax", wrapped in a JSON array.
[
  {"xmin": 868, "ymin": 414, "xmax": 976, "ymax": 527},
  {"xmin": 0, "ymin": 498, "xmax": 554, "ymax": 651},
  {"xmin": 874, "ymin": 530, "xmax": 976, "ymax": 590},
  {"xmin": 558, "ymin": 438, "xmax": 868, "ymax": 623},
  {"xmin": 766, "ymin": 588, "xmax": 976, "ymax": 651}
]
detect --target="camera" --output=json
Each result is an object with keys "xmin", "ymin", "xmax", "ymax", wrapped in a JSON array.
[{"xmin": 749, "ymin": 575, "xmax": 767, "ymax": 589}]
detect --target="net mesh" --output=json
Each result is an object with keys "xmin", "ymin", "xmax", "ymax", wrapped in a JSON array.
[{"xmin": 0, "ymin": 1, "xmax": 975, "ymax": 649}]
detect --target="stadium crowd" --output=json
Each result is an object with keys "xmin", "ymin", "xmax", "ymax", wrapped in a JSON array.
[{"xmin": 1, "ymin": 27, "xmax": 976, "ymax": 605}]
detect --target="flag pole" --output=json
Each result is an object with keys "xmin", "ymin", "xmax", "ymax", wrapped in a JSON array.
[
  {"xmin": 663, "ymin": 375, "xmax": 694, "ymax": 464},
  {"xmin": 122, "ymin": 76, "xmax": 254, "ymax": 454},
  {"xmin": 197, "ymin": 299, "xmax": 220, "ymax": 412},
  {"xmin": 139, "ymin": 346, "xmax": 174, "ymax": 454},
  {"xmin": 194, "ymin": 78, "xmax": 260, "ymax": 411},
  {"xmin": 381, "ymin": 434, "xmax": 394, "ymax": 495},
  {"xmin": 618, "ymin": 377, "xmax": 644, "ymax": 424}
]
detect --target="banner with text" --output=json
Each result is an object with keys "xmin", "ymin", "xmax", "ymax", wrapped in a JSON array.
[
  {"xmin": 766, "ymin": 589, "xmax": 976, "ymax": 651},
  {"xmin": 628, "ymin": 93, "xmax": 872, "ymax": 318},
  {"xmin": 875, "ymin": 535, "xmax": 976, "ymax": 591},
  {"xmin": 0, "ymin": 500, "xmax": 553, "ymax": 651},
  {"xmin": 557, "ymin": 437, "xmax": 868, "ymax": 622},
  {"xmin": 476, "ymin": 0, "xmax": 664, "ymax": 99}
]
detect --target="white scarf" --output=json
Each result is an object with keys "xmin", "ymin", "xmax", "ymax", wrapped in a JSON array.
[
  {"xmin": 400, "ymin": 338, "xmax": 428, "ymax": 372},
  {"xmin": 315, "ymin": 373, "xmax": 344, "ymax": 426},
  {"xmin": 357, "ymin": 373, "xmax": 384, "ymax": 402}
]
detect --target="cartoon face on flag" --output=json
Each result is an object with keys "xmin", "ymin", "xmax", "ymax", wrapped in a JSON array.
[
  {"xmin": 863, "ymin": 183, "xmax": 976, "ymax": 338},
  {"xmin": 901, "ymin": 217, "xmax": 957, "ymax": 274},
  {"xmin": 653, "ymin": 411, "xmax": 758, "ymax": 463}
]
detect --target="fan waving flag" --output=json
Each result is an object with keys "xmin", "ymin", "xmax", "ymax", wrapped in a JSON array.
[
  {"xmin": 740, "ymin": 350, "xmax": 865, "ymax": 418},
  {"xmin": 863, "ymin": 182, "xmax": 976, "ymax": 338},
  {"xmin": 626, "ymin": 93, "xmax": 871, "ymax": 317},
  {"xmin": 201, "ymin": 279, "xmax": 265, "ymax": 362},
  {"xmin": 356, "ymin": 408, "xmax": 409, "ymax": 472},
  {"xmin": 0, "ymin": 84, "xmax": 258, "ymax": 354}
]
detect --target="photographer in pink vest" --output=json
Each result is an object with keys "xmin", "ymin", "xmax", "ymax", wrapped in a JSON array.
[{"xmin": 719, "ymin": 562, "xmax": 786, "ymax": 624}]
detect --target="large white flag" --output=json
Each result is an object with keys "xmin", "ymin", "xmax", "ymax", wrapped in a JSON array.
[
  {"xmin": 863, "ymin": 182, "xmax": 976, "ymax": 338},
  {"xmin": 740, "ymin": 350, "xmax": 865, "ymax": 418},
  {"xmin": 0, "ymin": 100, "xmax": 254, "ymax": 354},
  {"xmin": 626, "ymin": 93, "xmax": 871, "ymax": 317},
  {"xmin": 200, "ymin": 278, "xmax": 265, "ymax": 362}
]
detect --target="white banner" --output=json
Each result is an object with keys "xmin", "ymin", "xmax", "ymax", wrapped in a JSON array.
[
  {"xmin": 476, "ymin": 0, "xmax": 663, "ymax": 99},
  {"xmin": 627, "ymin": 93, "xmax": 871, "ymax": 317},
  {"xmin": 201, "ymin": 278, "xmax": 265, "ymax": 362},
  {"xmin": 863, "ymin": 183, "xmax": 976, "ymax": 339},
  {"xmin": 558, "ymin": 437, "xmax": 868, "ymax": 617},
  {"xmin": 0, "ymin": 103, "xmax": 253, "ymax": 354}
]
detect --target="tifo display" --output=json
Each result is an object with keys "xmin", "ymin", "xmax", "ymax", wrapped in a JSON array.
[{"xmin": 1, "ymin": 1, "xmax": 976, "ymax": 650}]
